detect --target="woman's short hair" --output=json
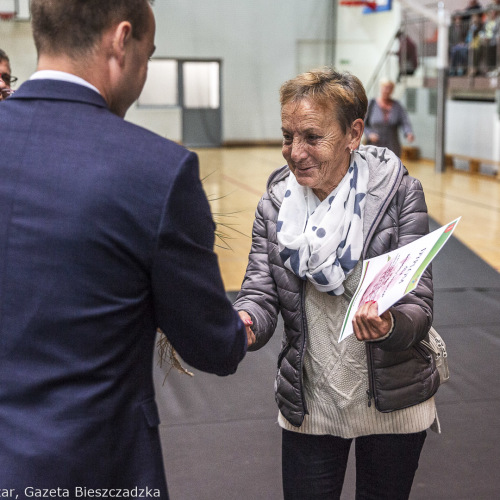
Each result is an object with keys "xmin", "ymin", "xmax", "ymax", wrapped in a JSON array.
[
  {"xmin": 279, "ymin": 67, "xmax": 368, "ymax": 134},
  {"xmin": 31, "ymin": 0, "xmax": 153, "ymax": 57}
]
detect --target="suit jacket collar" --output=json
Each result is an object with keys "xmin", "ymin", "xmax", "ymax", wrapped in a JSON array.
[{"xmin": 11, "ymin": 79, "xmax": 109, "ymax": 109}]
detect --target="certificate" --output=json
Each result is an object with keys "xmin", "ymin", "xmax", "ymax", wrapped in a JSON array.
[{"xmin": 339, "ymin": 217, "xmax": 460, "ymax": 342}]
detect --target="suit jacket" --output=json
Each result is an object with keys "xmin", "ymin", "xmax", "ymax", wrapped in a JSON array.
[{"xmin": 0, "ymin": 80, "xmax": 246, "ymax": 495}]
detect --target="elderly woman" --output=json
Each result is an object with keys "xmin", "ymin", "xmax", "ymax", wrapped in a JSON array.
[
  {"xmin": 234, "ymin": 68, "xmax": 440, "ymax": 499},
  {"xmin": 364, "ymin": 78, "xmax": 414, "ymax": 158}
]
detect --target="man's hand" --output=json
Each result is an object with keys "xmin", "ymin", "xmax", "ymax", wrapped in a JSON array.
[{"xmin": 238, "ymin": 310, "xmax": 256, "ymax": 347}]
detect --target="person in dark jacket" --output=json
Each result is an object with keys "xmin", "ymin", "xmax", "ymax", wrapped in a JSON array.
[
  {"xmin": 234, "ymin": 68, "xmax": 440, "ymax": 500},
  {"xmin": 461, "ymin": 0, "xmax": 483, "ymax": 20},
  {"xmin": 395, "ymin": 30, "xmax": 418, "ymax": 80}
]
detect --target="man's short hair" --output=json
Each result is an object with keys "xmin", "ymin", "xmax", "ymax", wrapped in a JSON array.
[
  {"xmin": 0, "ymin": 48, "xmax": 9, "ymax": 64},
  {"xmin": 31, "ymin": 0, "xmax": 153, "ymax": 57}
]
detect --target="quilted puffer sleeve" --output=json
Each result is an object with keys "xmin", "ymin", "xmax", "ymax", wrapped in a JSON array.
[{"xmin": 233, "ymin": 195, "xmax": 281, "ymax": 351}]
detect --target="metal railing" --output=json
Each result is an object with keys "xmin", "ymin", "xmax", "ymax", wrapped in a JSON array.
[{"xmin": 366, "ymin": 5, "xmax": 500, "ymax": 98}]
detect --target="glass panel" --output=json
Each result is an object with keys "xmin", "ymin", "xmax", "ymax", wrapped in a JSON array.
[
  {"xmin": 138, "ymin": 59, "xmax": 178, "ymax": 107},
  {"xmin": 182, "ymin": 62, "xmax": 220, "ymax": 109},
  {"xmin": 17, "ymin": 0, "xmax": 31, "ymax": 19},
  {"xmin": 429, "ymin": 89, "xmax": 438, "ymax": 116},
  {"xmin": 406, "ymin": 88, "xmax": 417, "ymax": 113},
  {"xmin": 0, "ymin": 0, "xmax": 16, "ymax": 16}
]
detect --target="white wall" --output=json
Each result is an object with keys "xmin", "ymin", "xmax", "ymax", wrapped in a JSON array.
[
  {"xmin": 151, "ymin": 0, "xmax": 336, "ymax": 142},
  {"xmin": 404, "ymin": 89, "xmax": 500, "ymax": 163},
  {"xmin": 0, "ymin": 20, "xmax": 37, "ymax": 83},
  {"xmin": 446, "ymin": 100, "xmax": 500, "ymax": 160},
  {"xmin": 404, "ymin": 88, "xmax": 437, "ymax": 160},
  {"xmin": 335, "ymin": 2, "xmax": 402, "ymax": 91}
]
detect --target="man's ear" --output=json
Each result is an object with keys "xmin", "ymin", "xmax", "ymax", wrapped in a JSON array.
[{"xmin": 110, "ymin": 21, "xmax": 133, "ymax": 66}]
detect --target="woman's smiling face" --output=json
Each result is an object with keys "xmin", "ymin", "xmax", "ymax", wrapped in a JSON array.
[{"xmin": 281, "ymin": 98, "xmax": 356, "ymax": 201}]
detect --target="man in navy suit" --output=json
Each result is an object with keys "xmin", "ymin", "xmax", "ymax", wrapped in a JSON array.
[{"xmin": 0, "ymin": 0, "xmax": 248, "ymax": 496}]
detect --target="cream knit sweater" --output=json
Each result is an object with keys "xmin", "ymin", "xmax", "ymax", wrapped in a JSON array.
[{"xmin": 278, "ymin": 265, "xmax": 438, "ymax": 438}]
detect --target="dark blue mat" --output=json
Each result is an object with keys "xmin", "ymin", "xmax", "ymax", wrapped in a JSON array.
[{"xmin": 429, "ymin": 218, "xmax": 500, "ymax": 290}]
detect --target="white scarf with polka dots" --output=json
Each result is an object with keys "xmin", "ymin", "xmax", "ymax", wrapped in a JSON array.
[{"xmin": 277, "ymin": 151, "xmax": 369, "ymax": 296}]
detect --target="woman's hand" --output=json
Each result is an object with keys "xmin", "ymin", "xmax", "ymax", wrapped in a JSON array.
[
  {"xmin": 352, "ymin": 301, "xmax": 392, "ymax": 342},
  {"xmin": 406, "ymin": 133, "xmax": 415, "ymax": 143},
  {"xmin": 238, "ymin": 310, "xmax": 256, "ymax": 348},
  {"xmin": 368, "ymin": 133, "xmax": 379, "ymax": 143}
]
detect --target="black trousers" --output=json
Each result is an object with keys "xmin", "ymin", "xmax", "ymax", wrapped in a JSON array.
[{"xmin": 282, "ymin": 428, "xmax": 427, "ymax": 500}]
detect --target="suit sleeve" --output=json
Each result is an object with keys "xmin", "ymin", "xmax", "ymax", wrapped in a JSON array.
[{"xmin": 151, "ymin": 152, "xmax": 247, "ymax": 375}]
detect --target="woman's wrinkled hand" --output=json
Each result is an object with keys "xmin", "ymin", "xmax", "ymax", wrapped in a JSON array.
[
  {"xmin": 352, "ymin": 301, "xmax": 392, "ymax": 342},
  {"xmin": 238, "ymin": 310, "xmax": 256, "ymax": 348}
]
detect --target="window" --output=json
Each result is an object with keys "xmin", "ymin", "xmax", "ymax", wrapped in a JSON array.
[
  {"xmin": 137, "ymin": 59, "xmax": 178, "ymax": 107},
  {"xmin": 182, "ymin": 62, "xmax": 220, "ymax": 109}
]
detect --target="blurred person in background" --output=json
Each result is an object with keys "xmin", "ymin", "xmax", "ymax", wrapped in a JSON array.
[
  {"xmin": 464, "ymin": 13, "xmax": 485, "ymax": 75},
  {"xmin": 395, "ymin": 30, "xmax": 418, "ymax": 81},
  {"xmin": 478, "ymin": 7, "xmax": 500, "ymax": 75},
  {"xmin": 364, "ymin": 78, "xmax": 415, "ymax": 158},
  {"xmin": 449, "ymin": 15, "xmax": 469, "ymax": 75},
  {"xmin": 461, "ymin": 0, "xmax": 483, "ymax": 20},
  {"xmin": 0, "ymin": 49, "xmax": 16, "ymax": 100}
]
